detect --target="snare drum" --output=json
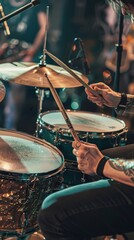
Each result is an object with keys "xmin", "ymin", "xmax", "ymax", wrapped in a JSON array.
[
  {"xmin": 0, "ymin": 129, "xmax": 64, "ymax": 236},
  {"xmin": 38, "ymin": 110, "xmax": 127, "ymax": 161}
]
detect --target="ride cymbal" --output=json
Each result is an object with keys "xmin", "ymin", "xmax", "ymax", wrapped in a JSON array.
[{"xmin": 0, "ymin": 62, "xmax": 89, "ymax": 88}]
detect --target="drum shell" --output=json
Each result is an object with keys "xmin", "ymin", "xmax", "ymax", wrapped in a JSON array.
[
  {"xmin": 62, "ymin": 159, "xmax": 99, "ymax": 187},
  {"xmin": 38, "ymin": 110, "xmax": 127, "ymax": 161},
  {"xmin": 0, "ymin": 129, "xmax": 64, "ymax": 235},
  {"xmin": 0, "ymin": 172, "xmax": 62, "ymax": 234}
]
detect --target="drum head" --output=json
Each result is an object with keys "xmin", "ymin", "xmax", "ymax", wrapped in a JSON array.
[
  {"xmin": 0, "ymin": 129, "xmax": 64, "ymax": 177},
  {"xmin": 39, "ymin": 110, "xmax": 126, "ymax": 133}
]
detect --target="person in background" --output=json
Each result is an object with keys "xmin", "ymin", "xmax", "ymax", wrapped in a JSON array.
[
  {"xmin": 0, "ymin": 0, "xmax": 49, "ymax": 129},
  {"xmin": 38, "ymin": 1, "xmax": 134, "ymax": 240}
]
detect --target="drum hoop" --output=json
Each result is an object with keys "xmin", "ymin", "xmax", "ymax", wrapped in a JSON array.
[
  {"xmin": 0, "ymin": 128, "xmax": 65, "ymax": 179},
  {"xmin": 38, "ymin": 110, "xmax": 126, "ymax": 137},
  {"xmin": 0, "ymin": 163, "xmax": 65, "ymax": 180}
]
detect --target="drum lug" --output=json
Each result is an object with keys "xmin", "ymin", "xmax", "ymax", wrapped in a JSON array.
[
  {"xmin": 54, "ymin": 131, "xmax": 59, "ymax": 144},
  {"xmin": 39, "ymin": 128, "xmax": 43, "ymax": 136},
  {"xmin": 114, "ymin": 137, "xmax": 118, "ymax": 147},
  {"xmin": 113, "ymin": 127, "xmax": 128, "ymax": 147},
  {"xmin": 54, "ymin": 131, "xmax": 72, "ymax": 145},
  {"xmin": 124, "ymin": 130, "xmax": 128, "ymax": 142},
  {"xmin": 119, "ymin": 128, "xmax": 128, "ymax": 146}
]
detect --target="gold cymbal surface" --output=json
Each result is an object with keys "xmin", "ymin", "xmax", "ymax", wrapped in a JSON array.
[{"xmin": 0, "ymin": 62, "xmax": 89, "ymax": 88}]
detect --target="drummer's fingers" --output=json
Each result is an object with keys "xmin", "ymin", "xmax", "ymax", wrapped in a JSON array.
[
  {"xmin": 72, "ymin": 140, "xmax": 81, "ymax": 150},
  {"xmin": 96, "ymin": 89, "xmax": 112, "ymax": 97},
  {"xmin": 90, "ymin": 82, "xmax": 109, "ymax": 90},
  {"xmin": 85, "ymin": 88, "xmax": 94, "ymax": 97},
  {"xmin": 73, "ymin": 148, "xmax": 79, "ymax": 156},
  {"xmin": 96, "ymin": 102, "xmax": 104, "ymax": 108},
  {"xmin": 77, "ymin": 161, "xmax": 89, "ymax": 170},
  {"xmin": 87, "ymin": 93, "xmax": 102, "ymax": 102},
  {"xmin": 87, "ymin": 96, "xmax": 104, "ymax": 107}
]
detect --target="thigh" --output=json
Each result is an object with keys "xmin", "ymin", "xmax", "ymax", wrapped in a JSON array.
[
  {"xmin": 40, "ymin": 180, "xmax": 134, "ymax": 239},
  {"xmin": 102, "ymin": 144, "xmax": 134, "ymax": 159}
]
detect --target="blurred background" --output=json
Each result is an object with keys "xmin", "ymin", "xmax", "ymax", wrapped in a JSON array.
[{"xmin": 0, "ymin": 0, "xmax": 134, "ymax": 141}]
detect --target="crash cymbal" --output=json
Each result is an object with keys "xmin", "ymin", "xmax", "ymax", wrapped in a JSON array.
[{"xmin": 0, "ymin": 62, "xmax": 89, "ymax": 88}]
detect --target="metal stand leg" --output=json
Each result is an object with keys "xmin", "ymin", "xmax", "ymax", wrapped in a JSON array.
[{"xmin": 35, "ymin": 88, "xmax": 45, "ymax": 137}]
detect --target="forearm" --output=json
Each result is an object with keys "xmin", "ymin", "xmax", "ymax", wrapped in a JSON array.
[{"xmin": 103, "ymin": 158, "xmax": 134, "ymax": 186}]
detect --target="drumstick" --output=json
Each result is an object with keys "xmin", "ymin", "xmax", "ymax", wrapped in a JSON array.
[
  {"xmin": 44, "ymin": 73, "xmax": 80, "ymax": 142},
  {"xmin": 44, "ymin": 49, "xmax": 98, "ymax": 97},
  {"xmin": 44, "ymin": 75, "xmax": 85, "ymax": 180}
]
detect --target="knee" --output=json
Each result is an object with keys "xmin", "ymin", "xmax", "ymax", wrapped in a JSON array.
[{"xmin": 38, "ymin": 191, "xmax": 64, "ymax": 227}]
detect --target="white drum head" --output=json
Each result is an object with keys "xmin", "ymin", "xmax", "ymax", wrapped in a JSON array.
[
  {"xmin": 0, "ymin": 129, "xmax": 63, "ymax": 174},
  {"xmin": 41, "ymin": 111, "xmax": 126, "ymax": 133}
]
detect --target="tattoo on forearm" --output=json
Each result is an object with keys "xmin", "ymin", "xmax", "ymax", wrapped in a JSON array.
[{"xmin": 109, "ymin": 159, "xmax": 134, "ymax": 183}]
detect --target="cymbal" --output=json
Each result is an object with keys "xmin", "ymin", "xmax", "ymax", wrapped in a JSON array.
[{"xmin": 0, "ymin": 62, "xmax": 89, "ymax": 88}]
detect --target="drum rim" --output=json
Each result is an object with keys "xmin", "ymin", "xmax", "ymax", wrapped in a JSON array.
[
  {"xmin": 0, "ymin": 164, "xmax": 65, "ymax": 180},
  {"xmin": 0, "ymin": 128, "xmax": 65, "ymax": 179},
  {"xmin": 38, "ymin": 110, "xmax": 126, "ymax": 136}
]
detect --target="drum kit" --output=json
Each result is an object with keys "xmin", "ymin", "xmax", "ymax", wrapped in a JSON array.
[
  {"xmin": 0, "ymin": 3, "xmax": 128, "ymax": 240},
  {"xmin": 0, "ymin": 54, "xmax": 128, "ymax": 240},
  {"xmin": 0, "ymin": 57, "xmax": 88, "ymax": 240}
]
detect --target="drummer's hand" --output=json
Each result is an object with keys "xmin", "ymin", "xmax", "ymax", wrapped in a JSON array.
[
  {"xmin": 72, "ymin": 141, "xmax": 104, "ymax": 175},
  {"xmin": 85, "ymin": 82, "xmax": 121, "ymax": 108}
]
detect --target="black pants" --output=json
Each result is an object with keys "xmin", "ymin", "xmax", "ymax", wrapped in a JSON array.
[{"xmin": 38, "ymin": 144, "xmax": 134, "ymax": 240}]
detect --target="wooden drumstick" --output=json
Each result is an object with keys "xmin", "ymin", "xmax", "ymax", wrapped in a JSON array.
[
  {"xmin": 45, "ymin": 50, "xmax": 113, "ymax": 99},
  {"xmin": 0, "ymin": 80, "xmax": 6, "ymax": 102},
  {"xmin": 44, "ymin": 49, "xmax": 99, "ymax": 97},
  {"xmin": 44, "ymin": 73, "xmax": 80, "ymax": 142}
]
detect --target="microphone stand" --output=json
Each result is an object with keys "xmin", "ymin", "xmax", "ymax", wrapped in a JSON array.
[
  {"xmin": 113, "ymin": 10, "xmax": 124, "ymax": 92},
  {"xmin": 113, "ymin": 10, "xmax": 124, "ymax": 117},
  {"xmin": 0, "ymin": 0, "xmax": 40, "ymax": 24}
]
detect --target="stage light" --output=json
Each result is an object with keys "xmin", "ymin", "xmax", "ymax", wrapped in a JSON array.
[
  {"xmin": 71, "ymin": 101, "xmax": 80, "ymax": 110},
  {"xmin": 59, "ymin": 89, "xmax": 68, "ymax": 103}
]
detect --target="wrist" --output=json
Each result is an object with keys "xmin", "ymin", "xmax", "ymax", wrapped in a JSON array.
[
  {"xmin": 117, "ymin": 93, "xmax": 127, "ymax": 108},
  {"xmin": 96, "ymin": 156, "xmax": 110, "ymax": 178}
]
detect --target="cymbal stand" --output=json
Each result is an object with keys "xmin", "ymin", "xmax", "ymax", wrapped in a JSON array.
[
  {"xmin": 35, "ymin": 6, "xmax": 49, "ymax": 137},
  {"xmin": 35, "ymin": 87, "xmax": 45, "ymax": 115},
  {"xmin": 112, "ymin": 10, "xmax": 124, "ymax": 118}
]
